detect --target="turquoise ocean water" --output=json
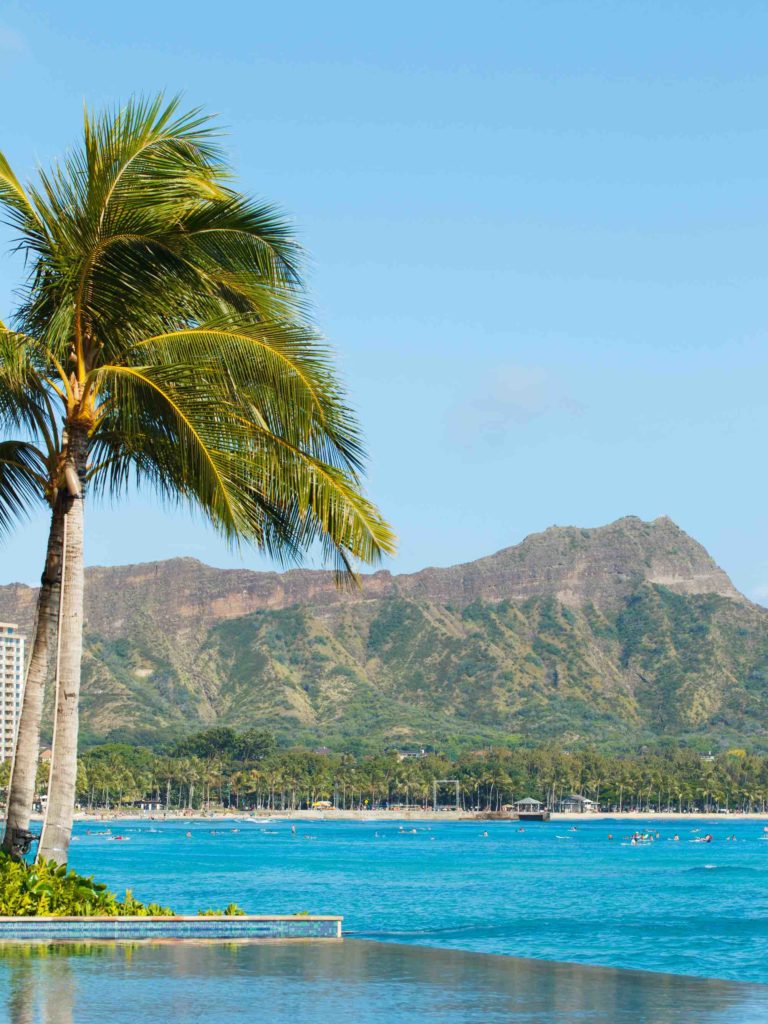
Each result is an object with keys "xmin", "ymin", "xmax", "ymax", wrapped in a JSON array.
[{"xmin": 66, "ymin": 816, "xmax": 768, "ymax": 983}]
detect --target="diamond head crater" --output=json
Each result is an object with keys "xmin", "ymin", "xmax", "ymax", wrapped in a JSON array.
[{"xmin": 1, "ymin": 515, "xmax": 764, "ymax": 753}]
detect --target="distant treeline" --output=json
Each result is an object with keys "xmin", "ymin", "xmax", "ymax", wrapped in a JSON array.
[{"xmin": 5, "ymin": 728, "xmax": 768, "ymax": 813}]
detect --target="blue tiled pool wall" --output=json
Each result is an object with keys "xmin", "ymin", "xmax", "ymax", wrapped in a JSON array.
[{"xmin": 0, "ymin": 917, "xmax": 341, "ymax": 940}]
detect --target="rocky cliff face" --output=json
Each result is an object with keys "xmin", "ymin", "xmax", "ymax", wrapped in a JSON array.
[
  {"xmin": 0, "ymin": 516, "xmax": 763, "ymax": 751},
  {"xmin": 0, "ymin": 514, "xmax": 743, "ymax": 636},
  {"xmin": 394, "ymin": 516, "xmax": 744, "ymax": 610}
]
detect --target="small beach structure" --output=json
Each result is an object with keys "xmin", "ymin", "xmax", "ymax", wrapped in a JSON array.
[
  {"xmin": 515, "ymin": 797, "xmax": 543, "ymax": 812},
  {"xmin": 559, "ymin": 794, "xmax": 598, "ymax": 813},
  {"xmin": 514, "ymin": 797, "xmax": 550, "ymax": 821}
]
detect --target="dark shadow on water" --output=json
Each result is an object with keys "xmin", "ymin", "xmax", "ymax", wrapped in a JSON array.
[{"xmin": 1, "ymin": 940, "xmax": 767, "ymax": 1023}]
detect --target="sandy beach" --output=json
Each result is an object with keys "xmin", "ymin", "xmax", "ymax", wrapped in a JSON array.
[{"xmin": 54, "ymin": 808, "xmax": 768, "ymax": 824}]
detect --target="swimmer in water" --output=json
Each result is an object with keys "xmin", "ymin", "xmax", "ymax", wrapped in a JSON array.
[
  {"xmin": 481, "ymin": 831, "xmax": 489, "ymax": 838},
  {"xmin": 186, "ymin": 831, "xmax": 192, "ymax": 839}
]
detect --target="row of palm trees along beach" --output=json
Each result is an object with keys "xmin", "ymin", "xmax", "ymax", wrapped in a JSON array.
[
  {"xmin": 30, "ymin": 741, "xmax": 768, "ymax": 817},
  {"xmin": 0, "ymin": 95, "xmax": 395, "ymax": 865}
]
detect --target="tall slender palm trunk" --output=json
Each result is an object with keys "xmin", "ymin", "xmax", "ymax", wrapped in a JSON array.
[
  {"xmin": 38, "ymin": 429, "xmax": 87, "ymax": 865},
  {"xmin": 1, "ymin": 497, "xmax": 65, "ymax": 858}
]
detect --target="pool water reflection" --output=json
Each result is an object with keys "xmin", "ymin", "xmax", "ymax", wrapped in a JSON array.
[{"xmin": 2, "ymin": 940, "xmax": 768, "ymax": 1024}]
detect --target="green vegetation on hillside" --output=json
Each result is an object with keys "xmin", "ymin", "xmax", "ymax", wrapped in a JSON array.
[{"xmin": 68, "ymin": 584, "xmax": 768, "ymax": 753}]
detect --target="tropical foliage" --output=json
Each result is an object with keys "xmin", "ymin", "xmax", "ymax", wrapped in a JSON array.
[
  {"xmin": 25, "ymin": 732, "xmax": 768, "ymax": 815},
  {"xmin": 197, "ymin": 904, "xmax": 246, "ymax": 916},
  {"xmin": 0, "ymin": 852, "xmax": 254, "ymax": 917},
  {"xmin": 0, "ymin": 854, "xmax": 173, "ymax": 916}
]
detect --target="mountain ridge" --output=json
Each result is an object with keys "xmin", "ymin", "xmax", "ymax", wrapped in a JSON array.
[
  {"xmin": 0, "ymin": 515, "xmax": 765, "ymax": 751},
  {"xmin": 0, "ymin": 513, "xmax": 747, "ymax": 622}
]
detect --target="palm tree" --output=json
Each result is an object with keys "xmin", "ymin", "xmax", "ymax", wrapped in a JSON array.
[
  {"xmin": 0, "ymin": 95, "xmax": 394, "ymax": 863},
  {"xmin": 0, "ymin": 331, "xmax": 67, "ymax": 856},
  {"xmin": 0, "ymin": 329, "xmax": 340, "ymax": 852}
]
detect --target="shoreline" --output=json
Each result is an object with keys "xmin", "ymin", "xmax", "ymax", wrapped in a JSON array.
[{"xmin": 36, "ymin": 809, "xmax": 768, "ymax": 823}]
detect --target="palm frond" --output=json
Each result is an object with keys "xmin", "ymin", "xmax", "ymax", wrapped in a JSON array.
[
  {"xmin": 0, "ymin": 329, "xmax": 60, "ymax": 450},
  {"xmin": 90, "ymin": 361, "xmax": 394, "ymax": 572},
  {"xmin": 120, "ymin": 321, "xmax": 364, "ymax": 468},
  {"xmin": 91, "ymin": 363, "xmax": 261, "ymax": 542},
  {"xmin": 0, "ymin": 440, "xmax": 47, "ymax": 537},
  {"xmin": 3, "ymin": 93, "xmax": 395, "ymax": 576},
  {"xmin": 240, "ymin": 425, "xmax": 396, "ymax": 576},
  {"xmin": 0, "ymin": 150, "xmax": 45, "ymax": 239}
]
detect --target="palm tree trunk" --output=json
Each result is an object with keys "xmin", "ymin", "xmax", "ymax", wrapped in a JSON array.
[
  {"xmin": 2, "ymin": 497, "xmax": 65, "ymax": 858},
  {"xmin": 38, "ymin": 430, "xmax": 87, "ymax": 864}
]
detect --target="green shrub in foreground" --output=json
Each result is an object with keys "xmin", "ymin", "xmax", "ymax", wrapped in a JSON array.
[
  {"xmin": 0, "ymin": 854, "xmax": 174, "ymax": 917},
  {"xmin": 197, "ymin": 904, "xmax": 246, "ymax": 916}
]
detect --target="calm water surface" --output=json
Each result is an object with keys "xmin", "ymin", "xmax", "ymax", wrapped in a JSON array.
[
  {"xmin": 65, "ymin": 817, "xmax": 768, "ymax": 983},
  {"xmin": 2, "ymin": 941, "xmax": 768, "ymax": 1024}
]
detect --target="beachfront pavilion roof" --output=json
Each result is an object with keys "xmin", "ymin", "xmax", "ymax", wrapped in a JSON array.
[{"xmin": 516, "ymin": 797, "xmax": 542, "ymax": 807}]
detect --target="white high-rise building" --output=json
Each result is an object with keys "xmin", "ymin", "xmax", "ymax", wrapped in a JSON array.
[{"xmin": 0, "ymin": 623, "xmax": 25, "ymax": 761}]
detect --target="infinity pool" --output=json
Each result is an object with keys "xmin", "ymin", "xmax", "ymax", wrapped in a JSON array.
[{"xmin": 2, "ymin": 940, "xmax": 768, "ymax": 1024}]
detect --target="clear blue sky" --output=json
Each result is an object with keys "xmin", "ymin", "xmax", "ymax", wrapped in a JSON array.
[{"xmin": 2, "ymin": 1, "xmax": 768, "ymax": 601}]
